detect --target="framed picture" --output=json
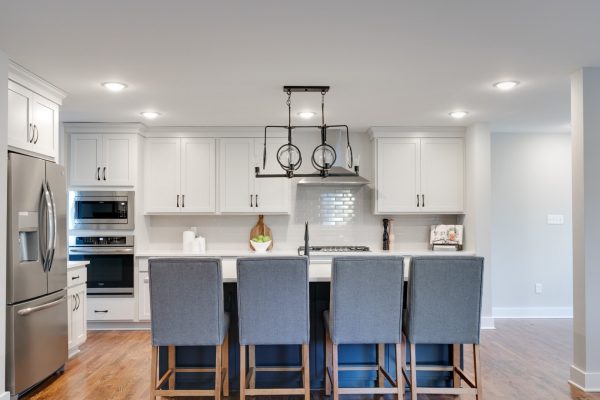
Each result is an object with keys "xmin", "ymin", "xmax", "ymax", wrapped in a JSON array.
[{"xmin": 430, "ymin": 225, "xmax": 463, "ymax": 246}]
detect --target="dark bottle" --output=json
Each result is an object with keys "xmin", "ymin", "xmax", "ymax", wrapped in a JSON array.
[{"xmin": 382, "ymin": 218, "xmax": 390, "ymax": 250}]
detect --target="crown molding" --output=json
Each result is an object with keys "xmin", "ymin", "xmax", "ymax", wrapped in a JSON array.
[
  {"xmin": 368, "ymin": 126, "xmax": 466, "ymax": 139},
  {"xmin": 63, "ymin": 122, "xmax": 146, "ymax": 134},
  {"xmin": 8, "ymin": 60, "xmax": 67, "ymax": 104}
]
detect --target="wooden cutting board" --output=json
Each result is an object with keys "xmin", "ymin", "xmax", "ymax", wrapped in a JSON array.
[{"xmin": 249, "ymin": 215, "xmax": 273, "ymax": 250}]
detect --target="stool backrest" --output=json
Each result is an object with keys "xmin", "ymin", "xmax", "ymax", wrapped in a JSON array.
[
  {"xmin": 149, "ymin": 258, "xmax": 225, "ymax": 346},
  {"xmin": 330, "ymin": 256, "xmax": 405, "ymax": 344},
  {"xmin": 237, "ymin": 257, "xmax": 309, "ymax": 345},
  {"xmin": 406, "ymin": 256, "xmax": 484, "ymax": 344}
]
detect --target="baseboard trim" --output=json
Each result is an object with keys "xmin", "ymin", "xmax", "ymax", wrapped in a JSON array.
[
  {"xmin": 88, "ymin": 321, "xmax": 150, "ymax": 331},
  {"xmin": 480, "ymin": 316, "xmax": 495, "ymax": 330},
  {"xmin": 570, "ymin": 364, "xmax": 600, "ymax": 392},
  {"xmin": 493, "ymin": 306, "xmax": 573, "ymax": 318},
  {"xmin": 0, "ymin": 391, "xmax": 11, "ymax": 400}
]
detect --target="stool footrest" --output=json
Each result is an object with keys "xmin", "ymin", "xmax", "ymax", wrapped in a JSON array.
[{"xmin": 246, "ymin": 388, "xmax": 306, "ymax": 396}]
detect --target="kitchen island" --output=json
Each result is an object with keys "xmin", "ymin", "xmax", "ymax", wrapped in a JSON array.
[{"xmin": 139, "ymin": 250, "xmax": 474, "ymax": 391}]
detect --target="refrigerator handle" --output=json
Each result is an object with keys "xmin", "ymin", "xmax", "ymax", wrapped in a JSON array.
[
  {"xmin": 17, "ymin": 296, "xmax": 66, "ymax": 316},
  {"xmin": 46, "ymin": 181, "xmax": 58, "ymax": 271},
  {"xmin": 40, "ymin": 181, "xmax": 54, "ymax": 272},
  {"xmin": 38, "ymin": 185, "xmax": 48, "ymax": 271}
]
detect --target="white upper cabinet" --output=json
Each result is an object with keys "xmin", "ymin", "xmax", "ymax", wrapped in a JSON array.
[
  {"xmin": 7, "ymin": 80, "xmax": 60, "ymax": 161},
  {"xmin": 69, "ymin": 133, "xmax": 137, "ymax": 187},
  {"xmin": 144, "ymin": 137, "xmax": 216, "ymax": 214},
  {"xmin": 420, "ymin": 138, "xmax": 464, "ymax": 212},
  {"xmin": 373, "ymin": 133, "xmax": 464, "ymax": 214},
  {"xmin": 181, "ymin": 138, "xmax": 216, "ymax": 212},
  {"xmin": 219, "ymin": 137, "xmax": 290, "ymax": 214}
]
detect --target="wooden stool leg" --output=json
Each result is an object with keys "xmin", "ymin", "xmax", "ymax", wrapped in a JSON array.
[
  {"xmin": 332, "ymin": 343, "xmax": 339, "ymax": 400},
  {"xmin": 325, "ymin": 331, "xmax": 332, "ymax": 396},
  {"xmin": 150, "ymin": 346, "xmax": 158, "ymax": 400},
  {"xmin": 168, "ymin": 346, "xmax": 176, "ymax": 391},
  {"xmin": 222, "ymin": 333, "xmax": 229, "ymax": 397},
  {"xmin": 249, "ymin": 345, "xmax": 256, "ymax": 389},
  {"xmin": 474, "ymin": 344, "xmax": 483, "ymax": 400},
  {"xmin": 215, "ymin": 344, "xmax": 222, "ymax": 400},
  {"xmin": 303, "ymin": 343, "xmax": 310, "ymax": 400},
  {"xmin": 377, "ymin": 343, "xmax": 385, "ymax": 387},
  {"xmin": 395, "ymin": 343, "xmax": 404, "ymax": 400},
  {"xmin": 453, "ymin": 344, "xmax": 461, "ymax": 388},
  {"xmin": 240, "ymin": 345, "xmax": 246, "ymax": 400},
  {"xmin": 409, "ymin": 343, "xmax": 417, "ymax": 400}
]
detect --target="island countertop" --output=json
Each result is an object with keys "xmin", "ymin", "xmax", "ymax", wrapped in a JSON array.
[{"xmin": 136, "ymin": 249, "xmax": 475, "ymax": 282}]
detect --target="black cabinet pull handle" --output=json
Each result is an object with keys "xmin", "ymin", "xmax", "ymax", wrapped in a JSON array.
[
  {"xmin": 94, "ymin": 310, "xmax": 108, "ymax": 313},
  {"xmin": 255, "ymin": 194, "xmax": 259, "ymax": 208},
  {"xmin": 176, "ymin": 194, "xmax": 180, "ymax": 207},
  {"xmin": 182, "ymin": 194, "xmax": 185, "ymax": 208},
  {"xmin": 33, "ymin": 125, "xmax": 39, "ymax": 144},
  {"xmin": 422, "ymin": 194, "xmax": 425, "ymax": 207},
  {"xmin": 71, "ymin": 275, "xmax": 80, "ymax": 280},
  {"xmin": 103, "ymin": 167, "xmax": 107, "ymax": 181},
  {"xmin": 97, "ymin": 167, "xmax": 101, "ymax": 181},
  {"xmin": 76, "ymin": 294, "xmax": 80, "ymax": 310},
  {"xmin": 250, "ymin": 194, "xmax": 253, "ymax": 207},
  {"xmin": 416, "ymin": 194, "xmax": 420, "ymax": 207},
  {"xmin": 72, "ymin": 295, "xmax": 77, "ymax": 312},
  {"xmin": 28, "ymin": 123, "xmax": 33, "ymax": 143}
]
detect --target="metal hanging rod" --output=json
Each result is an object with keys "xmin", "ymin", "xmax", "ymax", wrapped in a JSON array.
[{"xmin": 283, "ymin": 86, "xmax": 330, "ymax": 93}]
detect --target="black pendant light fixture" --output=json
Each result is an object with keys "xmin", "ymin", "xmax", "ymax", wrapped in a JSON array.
[{"xmin": 255, "ymin": 85, "xmax": 360, "ymax": 179}]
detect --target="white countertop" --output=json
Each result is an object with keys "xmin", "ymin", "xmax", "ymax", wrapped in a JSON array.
[
  {"xmin": 67, "ymin": 260, "xmax": 90, "ymax": 270},
  {"xmin": 136, "ymin": 249, "xmax": 475, "ymax": 282}
]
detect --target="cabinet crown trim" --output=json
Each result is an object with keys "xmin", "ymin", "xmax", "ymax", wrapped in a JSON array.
[
  {"xmin": 64, "ymin": 122, "xmax": 146, "ymax": 134},
  {"xmin": 368, "ymin": 126, "xmax": 466, "ymax": 139},
  {"xmin": 9, "ymin": 60, "xmax": 67, "ymax": 104}
]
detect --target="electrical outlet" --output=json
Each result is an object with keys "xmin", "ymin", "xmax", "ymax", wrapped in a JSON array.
[
  {"xmin": 547, "ymin": 214, "xmax": 564, "ymax": 225},
  {"xmin": 535, "ymin": 283, "xmax": 543, "ymax": 294}
]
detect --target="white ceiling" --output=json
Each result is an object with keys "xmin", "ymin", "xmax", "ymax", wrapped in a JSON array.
[{"xmin": 1, "ymin": 0, "xmax": 598, "ymax": 133}]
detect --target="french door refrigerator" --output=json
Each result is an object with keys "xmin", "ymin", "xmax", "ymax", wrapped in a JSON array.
[{"xmin": 6, "ymin": 152, "xmax": 68, "ymax": 398}]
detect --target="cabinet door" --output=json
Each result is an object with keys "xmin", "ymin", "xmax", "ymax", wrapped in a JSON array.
[
  {"xmin": 219, "ymin": 138, "xmax": 255, "ymax": 213},
  {"xmin": 31, "ymin": 94, "xmax": 59, "ymax": 159},
  {"xmin": 103, "ymin": 134, "xmax": 135, "ymax": 186},
  {"xmin": 73, "ymin": 288, "xmax": 87, "ymax": 345},
  {"xmin": 144, "ymin": 138, "xmax": 181, "ymax": 212},
  {"xmin": 70, "ymin": 134, "xmax": 103, "ymax": 186},
  {"xmin": 376, "ymin": 138, "xmax": 421, "ymax": 213},
  {"xmin": 138, "ymin": 272, "xmax": 151, "ymax": 321},
  {"xmin": 7, "ymin": 81, "xmax": 33, "ymax": 151},
  {"xmin": 254, "ymin": 138, "xmax": 290, "ymax": 213},
  {"xmin": 67, "ymin": 292, "xmax": 74, "ymax": 349},
  {"xmin": 181, "ymin": 138, "xmax": 216, "ymax": 212},
  {"xmin": 420, "ymin": 138, "xmax": 464, "ymax": 212}
]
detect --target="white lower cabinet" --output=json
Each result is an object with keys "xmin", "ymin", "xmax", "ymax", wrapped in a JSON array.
[
  {"xmin": 138, "ymin": 271, "xmax": 151, "ymax": 321},
  {"xmin": 67, "ymin": 265, "xmax": 87, "ymax": 358}
]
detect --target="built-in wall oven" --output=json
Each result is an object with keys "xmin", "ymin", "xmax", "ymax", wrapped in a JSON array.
[
  {"xmin": 69, "ymin": 191, "xmax": 134, "ymax": 230},
  {"xmin": 68, "ymin": 236, "xmax": 134, "ymax": 295}
]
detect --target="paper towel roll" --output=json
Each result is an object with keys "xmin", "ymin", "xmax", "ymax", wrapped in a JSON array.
[{"xmin": 183, "ymin": 230, "xmax": 196, "ymax": 252}]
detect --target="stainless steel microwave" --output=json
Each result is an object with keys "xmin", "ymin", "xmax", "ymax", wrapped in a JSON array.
[{"xmin": 69, "ymin": 191, "xmax": 134, "ymax": 230}]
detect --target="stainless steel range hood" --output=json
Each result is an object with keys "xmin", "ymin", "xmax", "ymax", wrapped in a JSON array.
[{"xmin": 297, "ymin": 130, "xmax": 370, "ymax": 186}]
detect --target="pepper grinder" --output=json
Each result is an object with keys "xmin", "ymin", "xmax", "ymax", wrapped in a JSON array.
[
  {"xmin": 382, "ymin": 218, "xmax": 390, "ymax": 250},
  {"xmin": 388, "ymin": 218, "xmax": 395, "ymax": 250}
]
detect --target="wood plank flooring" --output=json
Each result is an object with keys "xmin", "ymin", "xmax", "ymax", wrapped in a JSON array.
[{"xmin": 23, "ymin": 319, "xmax": 600, "ymax": 400}]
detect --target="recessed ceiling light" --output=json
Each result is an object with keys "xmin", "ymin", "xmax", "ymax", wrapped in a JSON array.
[
  {"xmin": 297, "ymin": 111, "xmax": 316, "ymax": 119},
  {"xmin": 102, "ymin": 82, "xmax": 127, "ymax": 92},
  {"xmin": 493, "ymin": 81, "xmax": 520, "ymax": 90},
  {"xmin": 449, "ymin": 110, "xmax": 469, "ymax": 119},
  {"xmin": 141, "ymin": 111, "xmax": 161, "ymax": 119}
]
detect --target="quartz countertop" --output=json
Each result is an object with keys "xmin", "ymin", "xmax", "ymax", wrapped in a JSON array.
[{"xmin": 67, "ymin": 260, "xmax": 90, "ymax": 270}]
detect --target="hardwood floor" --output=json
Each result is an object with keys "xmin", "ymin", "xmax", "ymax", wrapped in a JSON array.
[{"xmin": 23, "ymin": 319, "xmax": 600, "ymax": 400}]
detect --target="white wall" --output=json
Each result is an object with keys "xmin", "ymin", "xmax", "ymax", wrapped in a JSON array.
[
  {"xmin": 137, "ymin": 132, "xmax": 458, "ymax": 251},
  {"xmin": 491, "ymin": 131, "xmax": 572, "ymax": 318},
  {"xmin": 0, "ymin": 50, "xmax": 9, "ymax": 398}
]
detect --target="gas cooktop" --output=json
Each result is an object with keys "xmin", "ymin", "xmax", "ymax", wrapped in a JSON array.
[{"xmin": 297, "ymin": 245, "xmax": 371, "ymax": 255}]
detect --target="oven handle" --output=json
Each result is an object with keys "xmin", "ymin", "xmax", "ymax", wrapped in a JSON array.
[{"xmin": 69, "ymin": 247, "xmax": 134, "ymax": 255}]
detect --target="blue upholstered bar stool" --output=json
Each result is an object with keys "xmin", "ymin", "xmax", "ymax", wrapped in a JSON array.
[
  {"xmin": 402, "ymin": 256, "xmax": 484, "ymax": 400},
  {"xmin": 236, "ymin": 257, "xmax": 310, "ymax": 400},
  {"xmin": 148, "ymin": 258, "xmax": 229, "ymax": 400},
  {"xmin": 323, "ymin": 256, "xmax": 405, "ymax": 400}
]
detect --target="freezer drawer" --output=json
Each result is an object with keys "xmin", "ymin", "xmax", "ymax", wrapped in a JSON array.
[{"xmin": 6, "ymin": 290, "xmax": 68, "ymax": 396}]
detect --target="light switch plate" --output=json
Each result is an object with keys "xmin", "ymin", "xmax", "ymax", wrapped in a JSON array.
[
  {"xmin": 535, "ymin": 283, "xmax": 543, "ymax": 294},
  {"xmin": 547, "ymin": 214, "xmax": 564, "ymax": 225}
]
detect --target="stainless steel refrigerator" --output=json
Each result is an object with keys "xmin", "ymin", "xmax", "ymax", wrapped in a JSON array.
[{"xmin": 6, "ymin": 152, "xmax": 68, "ymax": 398}]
